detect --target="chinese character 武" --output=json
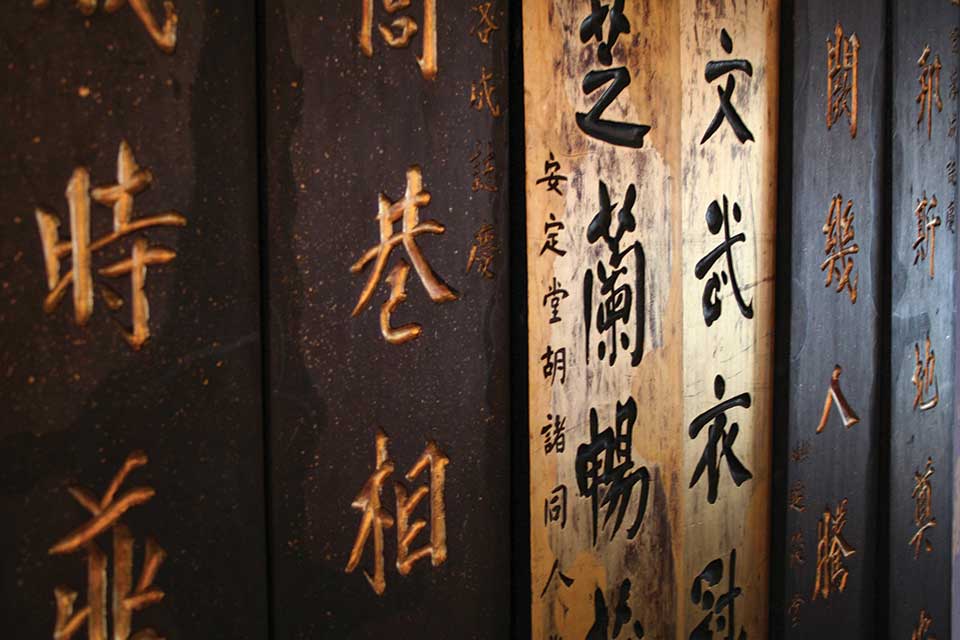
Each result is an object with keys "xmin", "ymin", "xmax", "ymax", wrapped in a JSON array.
[{"xmin": 695, "ymin": 196, "xmax": 754, "ymax": 326}]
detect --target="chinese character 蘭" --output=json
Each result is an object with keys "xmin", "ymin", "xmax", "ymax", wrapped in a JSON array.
[
  {"xmin": 35, "ymin": 140, "xmax": 187, "ymax": 350},
  {"xmin": 350, "ymin": 165, "xmax": 458, "ymax": 344},
  {"xmin": 584, "ymin": 181, "xmax": 645, "ymax": 366}
]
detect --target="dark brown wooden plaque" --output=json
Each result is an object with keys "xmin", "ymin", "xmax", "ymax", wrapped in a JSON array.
[
  {"xmin": 263, "ymin": 1, "xmax": 512, "ymax": 636},
  {"xmin": 772, "ymin": 1, "xmax": 887, "ymax": 636},
  {"xmin": 0, "ymin": 2, "xmax": 268, "ymax": 638}
]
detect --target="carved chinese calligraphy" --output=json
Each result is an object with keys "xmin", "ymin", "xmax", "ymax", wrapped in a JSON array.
[
  {"xmin": 811, "ymin": 498, "xmax": 856, "ymax": 601},
  {"xmin": 33, "ymin": 0, "xmax": 178, "ymax": 54},
  {"xmin": 827, "ymin": 22, "xmax": 860, "ymax": 138},
  {"xmin": 359, "ymin": 0, "xmax": 437, "ymax": 79},
  {"xmin": 34, "ymin": 141, "xmax": 186, "ymax": 350}
]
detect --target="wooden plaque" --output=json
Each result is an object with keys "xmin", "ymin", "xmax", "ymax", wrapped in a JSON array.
[{"xmin": 523, "ymin": 1, "xmax": 778, "ymax": 637}]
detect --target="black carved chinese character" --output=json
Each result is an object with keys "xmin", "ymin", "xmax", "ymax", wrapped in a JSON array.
[
  {"xmin": 695, "ymin": 196, "xmax": 754, "ymax": 326},
  {"xmin": 701, "ymin": 29, "xmax": 754, "ymax": 144},
  {"xmin": 587, "ymin": 579, "xmax": 645, "ymax": 639},
  {"xmin": 542, "ymin": 414, "xmax": 567, "ymax": 454},
  {"xmin": 690, "ymin": 549, "xmax": 746, "ymax": 640},
  {"xmin": 544, "ymin": 277, "xmax": 570, "ymax": 324},
  {"xmin": 541, "ymin": 213, "xmax": 568, "ymax": 257},
  {"xmin": 541, "ymin": 345, "xmax": 567, "ymax": 385},
  {"xmin": 689, "ymin": 375, "xmax": 753, "ymax": 504},
  {"xmin": 536, "ymin": 152, "xmax": 569, "ymax": 195},
  {"xmin": 575, "ymin": 396, "xmax": 650, "ymax": 545},
  {"xmin": 541, "ymin": 558, "xmax": 575, "ymax": 598},
  {"xmin": 584, "ymin": 181, "xmax": 645, "ymax": 366},
  {"xmin": 579, "ymin": 0, "xmax": 630, "ymax": 66},
  {"xmin": 544, "ymin": 485, "xmax": 568, "ymax": 528}
]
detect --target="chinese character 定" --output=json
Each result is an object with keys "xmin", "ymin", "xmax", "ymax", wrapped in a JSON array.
[
  {"xmin": 689, "ymin": 374, "xmax": 753, "ymax": 505},
  {"xmin": 701, "ymin": 28, "xmax": 754, "ymax": 145},
  {"xmin": 821, "ymin": 195, "xmax": 859, "ymax": 303},
  {"xmin": 48, "ymin": 451, "xmax": 166, "ymax": 640},
  {"xmin": 350, "ymin": 165, "xmax": 458, "ymax": 345},
  {"xmin": 816, "ymin": 365, "xmax": 860, "ymax": 433},
  {"xmin": 35, "ymin": 140, "xmax": 187, "ymax": 350},
  {"xmin": 695, "ymin": 196, "xmax": 754, "ymax": 326},
  {"xmin": 345, "ymin": 429, "xmax": 449, "ymax": 595},
  {"xmin": 909, "ymin": 457, "xmax": 936, "ymax": 559},
  {"xmin": 540, "ymin": 213, "xmax": 568, "ymax": 257},
  {"xmin": 575, "ymin": 396, "xmax": 650, "ymax": 545},
  {"xmin": 812, "ymin": 498, "xmax": 855, "ymax": 601},
  {"xmin": 689, "ymin": 549, "xmax": 746, "ymax": 640},
  {"xmin": 34, "ymin": 0, "xmax": 178, "ymax": 54},
  {"xmin": 359, "ymin": 0, "xmax": 437, "ymax": 80},
  {"xmin": 826, "ymin": 22, "xmax": 860, "ymax": 138}
]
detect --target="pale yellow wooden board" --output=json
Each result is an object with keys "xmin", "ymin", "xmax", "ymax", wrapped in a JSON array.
[{"xmin": 524, "ymin": 1, "xmax": 778, "ymax": 637}]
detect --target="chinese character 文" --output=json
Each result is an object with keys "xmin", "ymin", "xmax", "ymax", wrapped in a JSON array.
[
  {"xmin": 821, "ymin": 195, "xmax": 859, "ymax": 303},
  {"xmin": 345, "ymin": 429, "xmax": 449, "ymax": 595},
  {"xmin": 912, "ymin": 192, "xmax": 941, "ymax": 279},
  {"xmin": 690, "ymin": 549, "xmax": 746, "ymax": 640},
  {"xmin": 587, "ymin": 579, "xmax": 645, "ymax": 640},
  {"xmin": 536, "ymin": 152, "xmax": 568, "ymax": 195},
  {"xmin": 701, "ymin": 29, "xmax": 754, "ymax": 145},
  {"xmin": 350, "ymin": 165, "xmax": 458, "ymax": 345},
  {"xmin": 584, "ymin": 181, "xmax": 645, "ymax": 367},
  {"xmin": 35, "ymin": 140, "xmax": 187, "ymax": 350},
  {"xmin": 816, "ymin": 365, "xmax": 860, "ymax": 434},
  {"xmin": 812, "ymin": 498, "xmax": 855, "ymax": 601},
  {"xmin": 575, "ymin": 396, "xmax": 650, "ymax": 545},
  {"xmin": 912, "ymin": 335, "xmax": 940, "ymax": 411},
  {"xmin": 917, "ymin": 45, "xmax": 943, "ymax": 140},
  {"xmin": 689, "ymin": 375, "xmax": 753, "ymax": 505},
  {"xmin": 826, "ymin": 22, "xmax": 860, "ymax": 138},
  {"xmin": 359, "ymin": 0, "xmax": 437, "ymax": 80},
  {"xmin": 33, "ymin": 0, "xmax": 178, "ymax": 54},
  {"xmin": 576, "ymin": 0, "xmax": 651, "ymax": 148},
  {"xmin": 909, "ymin": 457, "xmax": 936, "ymax": 558},
  {"xmin": 695, "ymin": 196, "xmax": 754, "ymax": 326},
  {"xmin": 48, "ymin": 451, "xmax": 166, "ymax": 640}
]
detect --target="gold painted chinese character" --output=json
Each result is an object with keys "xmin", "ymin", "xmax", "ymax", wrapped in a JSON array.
[
  {"xmin": 912, "ymin": 335, "xmax": 940, "ymax": 410},
  {"xmin": 470, "ymin": 66, "xmax": 502, "ymax": 117},
  {"xmin": 912, "ymin": 609, "xmax": 936, "ymax": 640},
  {"xmin": 469, "ymin": 2, "xmax": 499, "ymax": 45},
  {"xmin": 826, "ymin": 22, "xmax": 859, "ymax": 138},
  {"xmin": 466, "ymin": 223, "xmax": 496, "ymax": 279},
  {"xmin": 359, "ymin": 0, "xmax": 437, "ymax": 80},
  {"xmin": 34, "ymin": 141, "xmax": 187, "ymax": 350},
  {"xmin": 789, "ymin": 530, "xmax": 806, "ymax": 568},
  {"xmin": 917, "ymin": 45, "xmax": 943, "ymax": 140},
  {"xmin": 791, "ymin": 440, "xmax": 811, "ymax": 463},
  {"xmin": 913, "ymin": 192, "xmax": 941, "ymax": 279},
  {"xmin": 350, "ymin": 165, "xmax": 457, "ymax": 345},
  {"xmin": 788, "ymin": 593, "xmax": 805, "ymax": 627},
  {"xmin": 788, "ymin": 481, "xmax": 806, "ymax": 512},
  {"xmin": 910, "ymin": 457, "xmax": 937, "ymax": 558},
  {"xmin": 33, "ymin": 0, "xmax": 178, "ymax": 54},
  {"xmin": 48, "ymin": 451, "xmax": 166, "ymax": 640},
  {"xmin": 812, "ymin": 498, "xmax": 855, "ymax": 601},
  {"xmin": 816, "ymin": 365, "xmax": 860, "ymax": 434},
  {"xmin": 821, "ymin": 195, "xmax": 859, "ymax": 302},
  {"xmin": 345, "ymin": 429, "xmax": 449, "ymax": 595},
  {"xmin": 469, "ymin": 141, "xmax": 498, "ymax": 193}
]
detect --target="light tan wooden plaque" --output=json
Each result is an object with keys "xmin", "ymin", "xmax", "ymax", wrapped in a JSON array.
[{"xmin": 524, "ymin": 1, "xmax": 778, "ymax": 637}]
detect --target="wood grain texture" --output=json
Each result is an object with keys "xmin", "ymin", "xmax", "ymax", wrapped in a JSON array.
[
  {"xmin": 888, "ymin": 1, "xmax": 958, "ymax": 638},
  {"xmin": 772, "ymin": 2, "xmax": 886, "ymax": 636},
  {"xmin": 524, "ymin": 2, "xmax": 777, "ymax": 637}
]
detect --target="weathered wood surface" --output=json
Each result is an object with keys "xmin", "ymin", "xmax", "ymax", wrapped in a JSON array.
[
  {"xmin": 524, "ymin": 1, "xmax": 778, "ymax": 637},
  {"xmin": 0, "ymin": 2, "xmax": 268, "ymax": 638},
  {"xmin": 772, "ymin": 2, "xmax": 886, "ymax": 636},
  {"xmin": 264, "ymin": 1, "xmax": 512, "ymax": 637},
  {"xmin": 888, "ymin": 1, "xmax": 958, "ymax": 638}
]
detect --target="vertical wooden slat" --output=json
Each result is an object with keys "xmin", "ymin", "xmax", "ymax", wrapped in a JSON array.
[{"xmin": 889, "ymin": 1, "xmax": 958, "ymax": 637}]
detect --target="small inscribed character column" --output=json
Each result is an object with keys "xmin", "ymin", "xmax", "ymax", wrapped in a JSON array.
[{"xmin": 681, "ymin": 3, "xmax": 777, "ymax": 639}]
